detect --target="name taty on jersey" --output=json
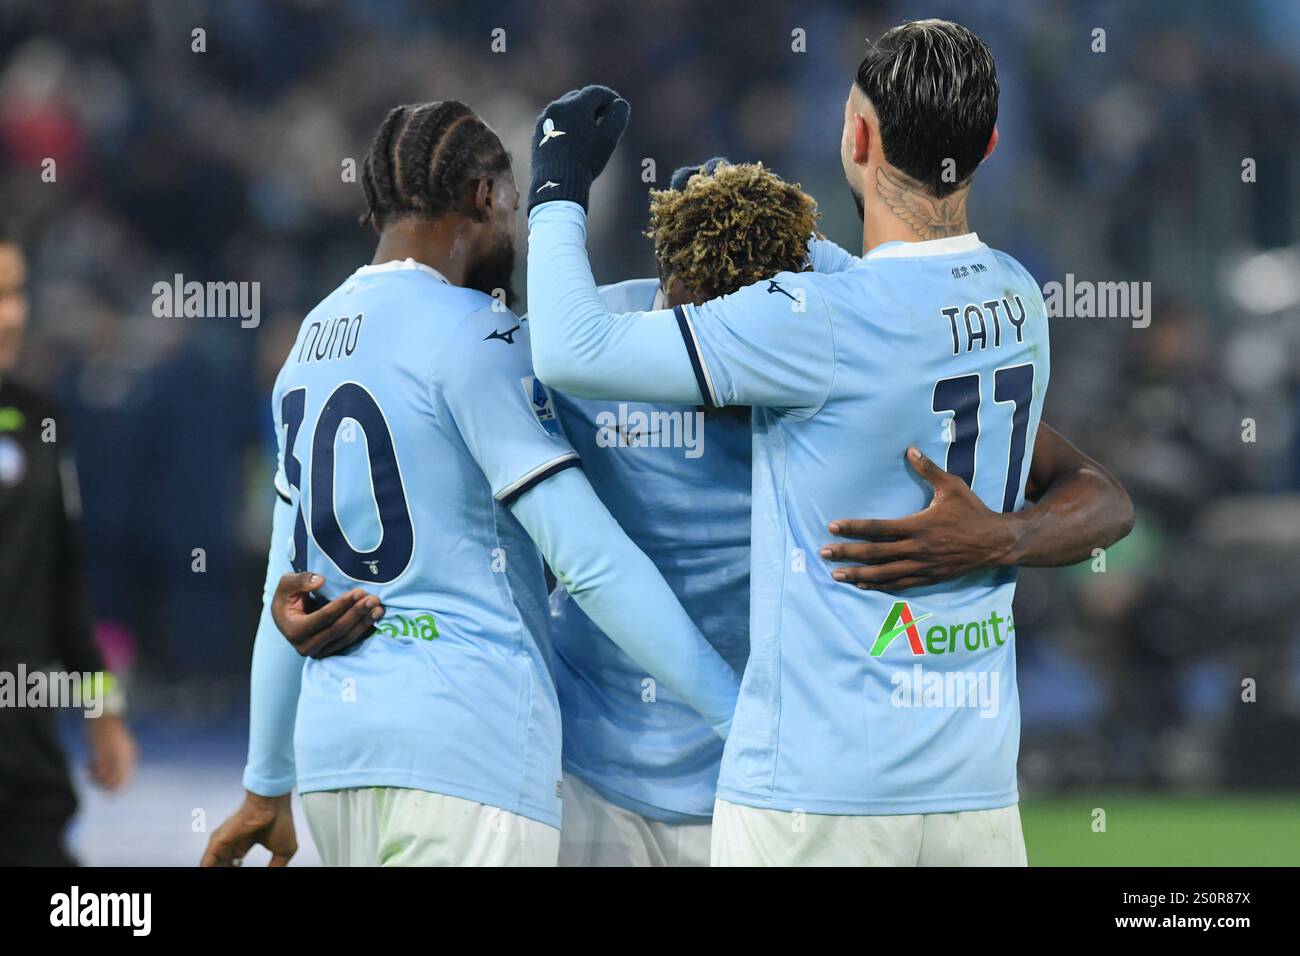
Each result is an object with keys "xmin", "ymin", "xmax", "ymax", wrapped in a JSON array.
[
  {"xmin": 297, "ymin": 313, "xmax": 363, "ymax": 364},
  {"xmin": 940, "ymin": 295, "xmax": 1027, "ymax": 356}
]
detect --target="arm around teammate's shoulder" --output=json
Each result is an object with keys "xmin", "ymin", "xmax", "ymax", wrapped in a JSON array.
[
  {"xmin": 808, "ymin": 234, "xmax": 860, "ymax": 274},
  {"xmin": 678, "ymin": 270, "xmax": 837, "ymax": 412},
  {"xmin": 526, "ymin": 200, "xmax": 703, "ymax": 404}
]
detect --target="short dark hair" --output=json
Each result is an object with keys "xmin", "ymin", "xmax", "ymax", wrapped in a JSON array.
[
  {"xmin": 855, "ymin": 19, "xmax": 998, "ymax": 198},
  {"xmin": 359, "ymin": 101, "xmax": 511, "ymax": 228}
]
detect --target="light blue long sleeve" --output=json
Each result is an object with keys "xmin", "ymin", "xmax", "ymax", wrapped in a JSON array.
[
  {"xmin": 808, "ymin": 235, "xmax": 861, "ymax": 273},
  {"xmin": 509, "ymin": 466, "xmax": 739, "ymax": 738},
  {"xmin": 242, "ymin": 496, "xmax": 304, "ymax": 796},
  {"xmin": 526, "ymin": 201, "xmax": 703, "ymax": 404}
]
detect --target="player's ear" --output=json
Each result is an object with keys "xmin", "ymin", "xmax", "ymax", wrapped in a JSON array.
[
  {"xmin": 471, "ymin": 176, "xmax": 493, "ymax": 222},
  {"xmin": 852, "ymin": 113, "xmax": 871, "ymax": 165},
  {"xmin": 982, "ymin": 126, "xmax": 998, "ymax": 162}
]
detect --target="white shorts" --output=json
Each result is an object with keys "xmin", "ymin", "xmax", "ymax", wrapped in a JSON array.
[
  {"xmin": 302, "ymin": 787, "xmax": 559, "ymax": 866},
  {"xmin": 558, "ymin": 772, "xmax": 711, "ymax": 867},
  {"xmin": 711, "ymin": 799, "xmax": 1027, "ymax": 866}
]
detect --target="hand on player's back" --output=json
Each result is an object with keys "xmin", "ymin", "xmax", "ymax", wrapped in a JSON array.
[
  {"xmin": 820, "ymin": 447, "xmax": 1020, "ymax": 591},
  {"xmin": 271, "ymin": 571, "xmax": 384, "ymax": 659}
]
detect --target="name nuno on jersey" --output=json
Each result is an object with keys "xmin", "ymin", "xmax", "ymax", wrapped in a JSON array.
[{"xmin": 297, "ymin": 313, "xmax": 364, "ymax": 364}]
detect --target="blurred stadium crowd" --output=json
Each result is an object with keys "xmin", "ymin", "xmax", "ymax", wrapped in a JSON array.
[{"xmin": 2, "ymin": 0, "xmax": 1299, "ymax": 794}]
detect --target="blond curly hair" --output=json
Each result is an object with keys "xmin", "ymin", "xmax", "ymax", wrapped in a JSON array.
[{"xmin": 646, "ymin": 161, "xmax": 819, "ymax": 302}]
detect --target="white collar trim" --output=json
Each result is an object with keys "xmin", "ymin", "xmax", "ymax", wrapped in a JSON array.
[
  {"xmin": 865, "ymin": 232, "xmax": 983, "ymax": 260},
  {"xmin": 353, "ymin": 259, "xmax": 449, "ymax": 283}
]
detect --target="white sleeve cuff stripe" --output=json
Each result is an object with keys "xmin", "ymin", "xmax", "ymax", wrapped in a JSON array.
[{"xmin": 496, "ymin": 453, "xmax": 581, "ymax": 506}]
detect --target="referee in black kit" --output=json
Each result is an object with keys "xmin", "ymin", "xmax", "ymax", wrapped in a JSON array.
[{"xmin": 0, "ymin": 234, "xmax": 136, "ymax": 866}]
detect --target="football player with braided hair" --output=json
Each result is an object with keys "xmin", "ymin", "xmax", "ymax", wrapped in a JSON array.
[{"xmin": 203, "ymin": 101, "xmax": 739, "ymax": 867}]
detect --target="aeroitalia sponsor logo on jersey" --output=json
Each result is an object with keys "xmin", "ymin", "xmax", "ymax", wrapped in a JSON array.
[
  {"xmin": 871, "ymin": 601, "xmax": 932, "ymax": 656},
  {"xmin": 872, "ymin": 601, "xmax": 1010, "ymax": 718},
  {"xmin": 870, "ymin": 600, "xmax": 1013, "ymax": 657}
]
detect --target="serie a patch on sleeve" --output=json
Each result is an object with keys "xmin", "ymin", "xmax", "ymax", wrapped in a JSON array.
[{"xmin": 521, "ymin": 376, "xmax": 561, "ymax": 436}]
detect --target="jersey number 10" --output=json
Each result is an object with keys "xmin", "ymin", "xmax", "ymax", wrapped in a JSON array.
[{"xmin": 281, "ymin": 383, "xmax": 415, "ymax": 583}]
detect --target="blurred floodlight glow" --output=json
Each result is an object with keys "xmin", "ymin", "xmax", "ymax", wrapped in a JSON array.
[{"xmin": 1225, "ymin": 247, "xmax": 1300, "ymax": 314}]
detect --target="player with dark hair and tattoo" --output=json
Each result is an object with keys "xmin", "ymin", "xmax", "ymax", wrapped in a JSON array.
[
  {"xmin": 202, "ymin": 101, "xmax": 739, "ymax": 867},
  {"xmin": 524, "ymin": 17, "xmax": 1132, "ymax": 865}
]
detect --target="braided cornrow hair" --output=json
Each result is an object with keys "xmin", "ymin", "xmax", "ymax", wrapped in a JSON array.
[{"xmin": 359, "ymin": 101, "xmax": 511, "ymax": 228}]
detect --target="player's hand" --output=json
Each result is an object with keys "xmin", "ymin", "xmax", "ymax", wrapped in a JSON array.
[
  {"xmin": 85, "ymin": 713, "xmax": 137, "ymax": 791},
  {"xmin": 528, "ymin": 84, "xmax": 630, "ymax": 212},
  {"xmin": 201, "ymin": 791, "xmax": 296, "ymax": 867},
  {"xmin": 820, "ymin": 446, "xmax": 1019, "ymax": 590},
  {"xmin": 271, "ymin": 571, "xmax": 384, "ymax": 659}
]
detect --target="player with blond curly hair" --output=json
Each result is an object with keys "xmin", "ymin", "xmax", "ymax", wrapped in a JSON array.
[{"xmin": 548, "ymin": 158, "xmax": 821, "ymax": 865}]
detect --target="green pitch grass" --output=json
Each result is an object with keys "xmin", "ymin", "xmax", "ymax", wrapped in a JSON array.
[{"xmin": 1021, "ymin": 793, "xmax": 1300, "ymax": 866}]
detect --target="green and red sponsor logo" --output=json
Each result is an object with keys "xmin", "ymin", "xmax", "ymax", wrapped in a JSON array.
[{"xmin": 871, "ymin": 600, "xmax": 1013, "ymax": 658}]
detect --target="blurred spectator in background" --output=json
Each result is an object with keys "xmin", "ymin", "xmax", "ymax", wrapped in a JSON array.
[{"xmin": 0, "ymin": 234, "xmax": 137, "ymax": 865}]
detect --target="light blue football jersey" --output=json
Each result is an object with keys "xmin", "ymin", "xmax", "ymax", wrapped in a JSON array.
[
  {"xmin": 525, "ymin": 200, "xmax": 1045, "ymax": 816},
  {"xmin": 547, "ymin": 278, "xmax": 752, "ymax": 823},
  {"xmin": 674, "ymin": 234, "xmax": 1050, "ymax": 815},
  {"xmin": 272, "ymin": 259, "xmax": 578, "ymax": 827},
  {"xmin": 527, "ymin": 202, "xmax": 1050, "ymax": 816}
]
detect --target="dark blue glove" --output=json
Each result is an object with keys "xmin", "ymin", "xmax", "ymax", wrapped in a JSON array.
[
  {"xmin": 669, "ymin": 156, "xmax": 732, "ymax": 191},
  {"xmin": 528, "ymin": 85, "xmax": 630, "ymax": 212}
]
